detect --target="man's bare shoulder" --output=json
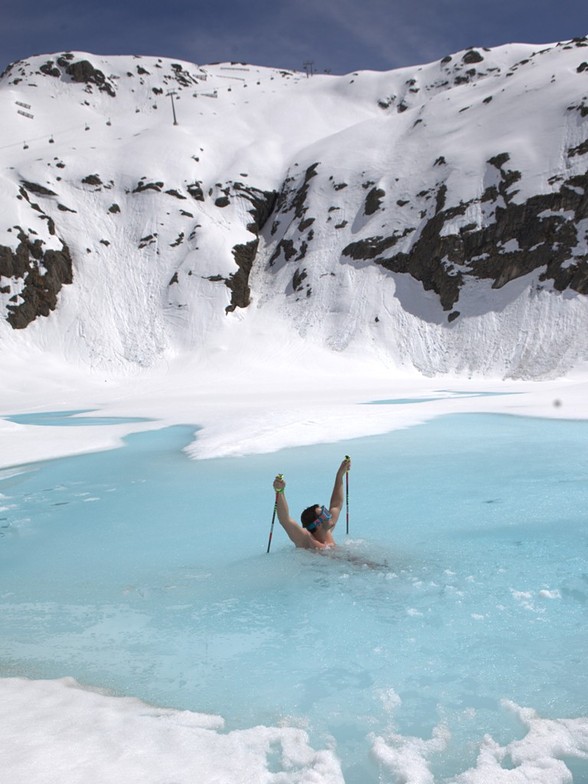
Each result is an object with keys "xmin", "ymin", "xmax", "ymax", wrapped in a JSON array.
[{"xmin": 285, "ymin": 524, "xmax": 326, "ymax": 550}]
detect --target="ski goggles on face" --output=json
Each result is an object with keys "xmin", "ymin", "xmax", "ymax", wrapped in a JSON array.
[{"xmin": 306, "ymin": 505, "xmax": 332, "ymax": 532}]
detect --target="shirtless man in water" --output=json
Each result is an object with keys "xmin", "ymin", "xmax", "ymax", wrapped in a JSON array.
[{"xmin": 272, "ymin": 457, "xmax": 351, "ymax": 549}]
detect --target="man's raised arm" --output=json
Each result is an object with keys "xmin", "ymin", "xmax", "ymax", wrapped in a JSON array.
[
  {"xmin": 272, "ymin": 475, "xmax": 323, "ymax": 549},
  {"xmin": 328, "ymin": 457, "xmax": 351, "ymax": 525}
]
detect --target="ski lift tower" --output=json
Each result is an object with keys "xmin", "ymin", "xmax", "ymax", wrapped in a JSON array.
[{"xmin": 167, "ymin": 90, "xmax": 179, "ymax": 125}]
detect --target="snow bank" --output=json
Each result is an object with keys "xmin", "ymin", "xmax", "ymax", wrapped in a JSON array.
[
  {"xmin": 0, "ymin": 677, "xmax": 344, "ymax": 784},
  {"xmin": 2, "ymin": 679, "xmax": 587, "ymax": 784}
]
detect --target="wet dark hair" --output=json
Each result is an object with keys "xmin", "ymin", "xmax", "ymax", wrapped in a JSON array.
[{"xmin": 301, "ymin": 504, "xmax": 320, "ymax": 528}]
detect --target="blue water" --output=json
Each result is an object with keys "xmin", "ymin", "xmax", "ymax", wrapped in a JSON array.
[
  {"xmin": 1, "ymin": 413, "xmax": 587, "ymax": 782},
  {"xmin": 4, "ymin": 409, "xmax": 151, "ymax": 426}
]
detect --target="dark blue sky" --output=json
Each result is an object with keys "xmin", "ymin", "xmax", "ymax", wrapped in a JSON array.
[{"xmin": 3, "ymin": 0, "xmax": 588, "ymax": 75}]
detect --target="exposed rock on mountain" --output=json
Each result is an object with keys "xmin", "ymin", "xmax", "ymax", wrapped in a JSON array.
[
  {"xmin": 341, "ymin": 154, "xmax": 588, "ymax": 315},
  {"xmin": 0, "ymin": 229, "xmax": 72, "ymax": 329}
]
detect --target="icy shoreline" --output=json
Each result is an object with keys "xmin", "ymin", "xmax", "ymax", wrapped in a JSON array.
[
  {"xmin": 1, "ymin": 346, "xmax": 587, "ymax": 471},
  {"xmin": 2, "ymin": 677, "xmax": 587, "ymax": 784}
]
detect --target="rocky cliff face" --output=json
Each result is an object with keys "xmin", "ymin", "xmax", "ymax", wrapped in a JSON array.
[
  {"xmin": 0, "ymin": 183, "xmax": 72, "ymax": 329},
  {"xmin": 267, "ymin": 149, "xmax": 588, "ymax": 323},
  {"xmin": 0, "ymin": 41, "xmax": 587, "ymax": 376}
]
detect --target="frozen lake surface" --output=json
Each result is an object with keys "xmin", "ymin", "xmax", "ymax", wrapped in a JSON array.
[{"xmin": 1, "ymin": 412, "xmax": 587, "ymax": 783}]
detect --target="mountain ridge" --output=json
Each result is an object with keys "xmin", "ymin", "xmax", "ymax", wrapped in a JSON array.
[{"xmin": 0, "ymin": 39, "xmax": 587, "ymax": 378}]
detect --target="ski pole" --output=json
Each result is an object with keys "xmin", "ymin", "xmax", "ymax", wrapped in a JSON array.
[
  {"xmin": 345, "ymin": 455, "xmax": 350, "ymax": 535},
  {"xmin": 266, "ymin": 474, "xmax": 283, "ymax": 554}
]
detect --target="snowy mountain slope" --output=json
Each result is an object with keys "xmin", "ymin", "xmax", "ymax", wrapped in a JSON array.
[{"xmin": 0, "ymin": 41, "xmax": 587, "ymax": 377}]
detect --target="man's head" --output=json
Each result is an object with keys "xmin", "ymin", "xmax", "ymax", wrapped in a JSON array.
[
  {"xmin": 301, "ymin": 504, "xmax": 332, "ymax": 533},
  {"xmin": 301, "ymin": 504, "xmax": 320, "ymax": 530}
]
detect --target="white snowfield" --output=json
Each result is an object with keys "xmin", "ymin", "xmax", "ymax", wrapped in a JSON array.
[{"xmin": 0, "ymin": 40, "xmax": 587, "ymax": 380}]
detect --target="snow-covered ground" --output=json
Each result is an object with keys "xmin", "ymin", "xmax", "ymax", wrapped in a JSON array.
[{"xmin": 0, "ymin": 342, "xmax": 587, "ymax": 470}]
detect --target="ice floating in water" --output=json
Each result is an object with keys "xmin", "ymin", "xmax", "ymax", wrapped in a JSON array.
[{"xmin": 371, "ymin": 700, "xmax": 588, "ymax": 784}]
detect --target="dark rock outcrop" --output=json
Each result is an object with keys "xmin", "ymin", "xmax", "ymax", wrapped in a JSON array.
[
  {"xmin": 28, "ymin": 52, "xmax": 118, "ymax": 96},
  {"xmin": 63, "ymin": 59, "xmax": 116, "ymax": 97},
  {"xmin": 364, "ymin": 187, "xmax": 385, "ymax": 215},
  {"xmin": 186, "ymin": 182, "xmax": 205, "ymax": 201},
  {"xmin": 133, "ymin": 181, "xmax": 164, "ymax": 193},
  {"xmin": 225, "ymin": 186, "xmax": 278, "ymax": 312},
  {"xmin": 82, "ymin": 174, "xmax": 103, "ymax": 187},
  {"xmin": 21, "ymin": 181, "xmax": 57, "ymax": 197},
  {"xmin": 0, "ymin": 231, "xmax": 73, "ymax": 329},
  {"xmin": 226, "ymin": 240, "xmax": 258, "ymax": 312},
  {"xmin": 269, "ymin": 165, "xmax": 319, "ymax": 265},
  {"xmin": 343, "ymin": 158, "xmax": 588, "ymax": 313}
]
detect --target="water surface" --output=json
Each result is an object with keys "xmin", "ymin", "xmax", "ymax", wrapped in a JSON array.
[{"xmin": 1, "ymin": 414, "xmax": 586, "ymax": 782}]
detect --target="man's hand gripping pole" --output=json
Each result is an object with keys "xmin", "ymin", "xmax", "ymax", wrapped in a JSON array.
[{"xmin": 266, "ymin": 474, "xmax": 284, "ymax": 554}]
